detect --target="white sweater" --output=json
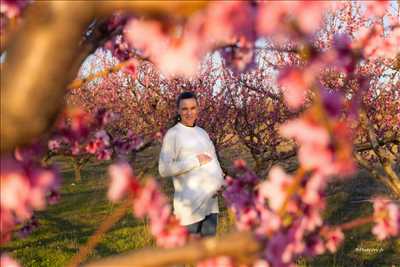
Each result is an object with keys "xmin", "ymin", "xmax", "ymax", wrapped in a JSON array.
[{"xmin": 159, "ymin": 123, "xmax": 224, "ymax": 225}]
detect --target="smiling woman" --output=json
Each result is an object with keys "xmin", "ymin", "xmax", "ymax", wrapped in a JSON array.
[
  {"xmin": 159, "ymin": 91, "xmax": 225, "ymax": 237},
  {"xmin": 177, "ymin": 92, "xmax": 199, "ymax": 127}
]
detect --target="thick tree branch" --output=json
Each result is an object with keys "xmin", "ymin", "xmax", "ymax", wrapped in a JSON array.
[
  {"xmin": 359, "ymin": 109, "xmax": 400, "ymax": 192},
  {"xmin": 84, "ymin": 231, "xmax": 260, "ymax": 267},
  {"xmin": 93, "ymin": 1, "xmax": 208, "ymax": 19},
  {"xmin": 353, "ymin": 151, "xmax": 400, "ymax": 198}
]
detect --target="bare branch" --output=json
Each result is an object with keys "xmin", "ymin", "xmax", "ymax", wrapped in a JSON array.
[
  {"xmin": 84, "ymin": 231, "xmax": 261, "ymax": 267},
  {"xmin": 93, "ymin": 1, "xmax": 208, "ymax": 19}
]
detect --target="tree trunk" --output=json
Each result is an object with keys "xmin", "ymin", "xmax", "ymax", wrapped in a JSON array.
[
  {"xmin": 73, "ymin": 161, "xmax": 82, "ymax": 182},
  {"xmin": 354, "ymin": 152, "xmax": 400, "ymax": 199},
  {"xmin": 382, "ymin": 175, "xmax": 400, "ymax": 199}
]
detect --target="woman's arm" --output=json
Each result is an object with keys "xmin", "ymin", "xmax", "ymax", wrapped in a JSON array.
[{"xmin": 158, "ymin": 131, "xmax": 200, "ymax": 178}]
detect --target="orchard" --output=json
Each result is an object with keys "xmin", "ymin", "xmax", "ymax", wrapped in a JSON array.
[{"xmin": 1, "ymin": 1, "xmax": 399, "ymax": 267}]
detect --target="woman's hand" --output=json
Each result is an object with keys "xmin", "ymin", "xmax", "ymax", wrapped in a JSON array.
[
  {"xmin": 197, "ymin": 153, "xmax": 212, "ymax": 165},
  {"xmin": 212, "ymin": 185, "xmax": 226, "ymax": 198}
]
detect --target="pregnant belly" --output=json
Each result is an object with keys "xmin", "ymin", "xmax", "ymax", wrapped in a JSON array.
[{"xmin": 186, "ymin": 159, "xmax": 224, "ymax": 195}]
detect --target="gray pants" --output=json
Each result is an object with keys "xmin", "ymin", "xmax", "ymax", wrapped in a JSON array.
[{"xmin": 185, "ymin": 213, "xmax": 218, "ymax": 237}]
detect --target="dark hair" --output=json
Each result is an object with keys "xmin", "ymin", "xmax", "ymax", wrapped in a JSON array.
[
  {"xmin": 174, "ymin": 91, "xmax": 198, "ymax": 125},
  {"xmin": 176, "ymin": 91, "xmax": 198, "ymax": 108}
]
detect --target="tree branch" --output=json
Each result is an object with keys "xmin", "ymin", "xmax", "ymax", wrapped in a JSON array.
[
  {"xmin": 359, "ymin": 109, "xmax": 400, "ymax": 193},
  {"xmin": 93, "ymin": 1, "xmax": 208, "ymax": 19},
  {"xmin": 84, "ymin": 231, "xmax": 261, "ymax": 267}
]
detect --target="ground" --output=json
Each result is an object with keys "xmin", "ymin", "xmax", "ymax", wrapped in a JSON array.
[{"xmin": 1, "ymin": 145, "xmax": 399, "ymax": 267}]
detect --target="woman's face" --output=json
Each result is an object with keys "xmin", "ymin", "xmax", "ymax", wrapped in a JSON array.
[{"xmin": 178, "ymin": 98, "xmax": 198, "ymax": 127}]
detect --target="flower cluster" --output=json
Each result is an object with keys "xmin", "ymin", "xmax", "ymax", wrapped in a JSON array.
[
  {"xmin": 372, "ymin": 197, "xmax": 400, "ymax": 240},
  {"xmin": 223, "ymin": 160, "xmax": 261, "ymax": 231},
  {"xmin": 1, "ymin": 150, "xmax": 60, "ymax": 244},
  {"xmin": 48, "ymin": 108, "xmax": 144, "ymax": 161},
  {"xmin": 224, "ymin": 161, "xmax": 343, "ymax": 266},
  {"xmin": 107, "ymin": 162, "xmax": 188, "ymax": 248},
  {"xmin": 124, "ymin": 1, "xmax": 257, "ymax": 77}
]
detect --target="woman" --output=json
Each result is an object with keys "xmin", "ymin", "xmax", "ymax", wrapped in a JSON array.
[{"xmin": 158, "ymin": 91, "xmax": 224, "ymax": 237}]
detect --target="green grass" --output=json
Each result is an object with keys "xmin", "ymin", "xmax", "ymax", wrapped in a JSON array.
[
  {"xmin": 1, "ymin": 148, "xmax": 399, "ymax": 266},
  {"xmin": 1, "ymin": 161, "xmax": 155, "ymax": 267}
]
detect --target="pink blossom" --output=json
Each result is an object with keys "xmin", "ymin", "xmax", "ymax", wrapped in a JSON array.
[
  {"xmin": 1, "ymin": 157, "xmax": 59, "ymax": 244},
  {"xmin": 282, "ymin": 222, "xmax": 306, "ymax": 263},
  {"xmin": 69, "ymin": 109, "xmax": 91, "ymax": 138},
  {"xmin": 124, "ymin": 19, "xmax": 168, "ymax": 58},
  {"xmin": 302, "ymin": 205, "xmax": 324, "ymax": 232},
  {"xmin": 124, "ymin": 3, "xmax": 256, "ymax": 78},
  {"xmin": 257, "ymin": 1, "xmax": 330, "ymax": 35},
  {"xmin": 372, "ymin": 197, "xmax": 400, "ymax": 240},
  {"xmin": 233, "ymin": 159, "xmax": 247, "ymax": 169},
  {"xmin": 122, "ymin": 59, "xmax": 138, "ymax": 78},
  {"xmin": 1, "ymin": 163, "xmax": 32, "ymax": 220},
  {"xmin": 126, "ymin": 18, "xmax": 201, "ymax": 77},
  {"xmin": 278, "ymin": 68, "xmax": 313, "ymax": 110},
  {"xmin": 0, "ymin": 254, "xmax": 21, "ymax": 267},
  {"xmin": 256, "ymin": 206, "xmax": 281, "ymax": 236},
  {"xmin": 95, "ymin": 130, "xmax": 110, "ymax": 146},
  {"xmin": 354, "ymin": 25, "xmax": 399, "ymax": 60},
  {"xmin": 257, "ymin": 1, "xmax": 293, "ymax": 35},
  {"xmin": 265, "ymin": 232, "xmax": 296, "ymax": 267},
  {"xmin": 235, "ymin": 207, "xmax": 259, "ymax": 231},
  {"xmin": 48, "ymin": 139, "xmax": 61, "ymax": 151},
  {"xmin": 0, "ymin": 209, "xmax": 15, "ymax": 244},
  {"xmin": 132, "ymin": 178, "xmax": 188, "ymax": 248},
  {"xmin": 133, "ymin": 179, "xmax": 168, "ymax": 218},
  {"xmin": 202, "ymin": 1, "xmax": 254, "ymax": 44},
  {"xmin": 304, "ymin": 236, "xmax": 325, "ymax": 256},
  {"xmin": 223, "ymin": 164, "xmax": 259, "ymax": 213},
  {"xmin": 107, "ymin": 162, "xmax": 135, "ymax": 202},
  {"xmin": 333, "ymin": 33, "xmax": 352, "ymax": 53},
  {"xmin": 298, "ymin": 144, "xmax": 333, "ymax": 173},
  {"xmin": 364, "ymin": 0, "xmax": 389, "ymax": 17},
  {"xmin": 94, "ymin": 109, "xmax": 118, "ymax": 126},
  {"xmin": 157, "ymin": 38, "xmax": 200, "ymax": 77},
  {"xmin": 301, "ymin": 174, "xmax": 325, "ymax": 206},
  {"xmin": 71, "ymin": 141, "xmax": 80, "ymax": 155},
  {"xmin": 280, "ymin": 119, "xmax": 332, "ymax": 173},
  {"xmin": 28, "ymin": 168, "xmax": 59, "ymax": 210},
  {"xmin": 259, "ymin": 166, "xmax": 293, "ymax": 212},
  {"xmin": 323, "ymin": 227, "xmax": 344, "ymax": 253},
  {"xmin": 156, "ymin": 217, "xmax": 188, "ymax": 248},
  {"xmin": 86, "ymin": 130, "xmax": 110, "ymax": 154},
  {"xmin": 47, "ymin": 190, "xmax": 60, "ymax": 205},
  {"xmin": 149, "ymin": 205, "xmax": 171, "ymax": 236},
  {"xmin": 85, "ymin": 140, "xmax": 98, "ymax": 154},
  {"xmin": 295, "ymin": 2, "xmax": 331, "ymax": 34},
  {"xmin": 379, "ymin": 27, "xmax": 400, "ymax": 59},
  {"xmin": 96, "ymin": 148, "xmax": 113, "ymax": 161}
]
